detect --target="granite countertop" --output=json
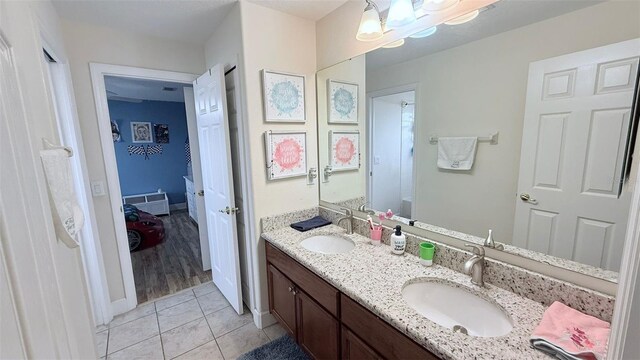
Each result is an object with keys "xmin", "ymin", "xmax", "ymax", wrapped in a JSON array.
[{"xmin": 262, "ymin": 224, "xmax": 549, "ymax": 360}]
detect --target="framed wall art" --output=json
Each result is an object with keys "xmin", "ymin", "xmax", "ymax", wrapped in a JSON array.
[
  {"xmin": 264, "ymin": 130, "xmax": 307, "ymax": 180},
  {"xmin": 154, "ymin": 124, "xmax": 169, "ymax": 143},
  {"xmin": 131, "ymin": 121, "xmax": 153, "ymax": 143},
  {"xmin": 330, "ymin": 130, "xmax": 360, "ymax": 171},
  {"xmin": 262, "ymin": 70, "xmax": 306, "ymax": 122},
  {"xmin": 328, "ymin": 79, "xmax": 358, "ymax": 124}
]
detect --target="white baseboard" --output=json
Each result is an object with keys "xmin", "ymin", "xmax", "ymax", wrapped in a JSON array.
[
  {"xmin": 110, "ymin": 298, "xmax": 132, "ymax": 319},
  {"xmin": 252, "ymin": 308, "xmax": 276, "ymax": 329},
  {"xmin": 170, "ymin": 202, "xmax": 187, "ymax": 211}
]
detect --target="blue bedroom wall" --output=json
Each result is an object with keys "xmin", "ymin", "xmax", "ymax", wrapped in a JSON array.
[{"xmin": 109, "ymin": 99, "xmax": 189, "ymax": 205}]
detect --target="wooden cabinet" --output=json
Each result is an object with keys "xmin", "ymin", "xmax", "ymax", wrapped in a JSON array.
[
  {"xmin": 267, "ymin": 265, "xmax": 296, "ymax": 336},
  {"xmin": 266, "ymin": 242, "xmax": 439, "ymax": 360},
  {"xmin": 342, "ymin": 326, "xmax": 382, "ymax": 360},
  {"xmin": 296, "ymin": 290, "xmax": 340, "ymax": 359}
]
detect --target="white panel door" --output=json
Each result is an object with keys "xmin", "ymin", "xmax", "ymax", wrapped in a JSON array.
[
  {"xmin": 183, "ymin": 87, "xmax": 211, "ymax": 271},
  {"xmin": 513, "ymin": 39, "xmax": 639, "ymax": 271},
  {"xmin": 193, "ymin": 65, "xmax": 243, "ymax": 314},
  {"xmin": 371, "ymin": 96, "xmax": 403, "ymax": 214}
]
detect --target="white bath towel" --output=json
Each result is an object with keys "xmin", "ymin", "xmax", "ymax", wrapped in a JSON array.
[
  {"xmin": 40, "ymin": 148, "xmax": 84, "ymax": 248},
  {"xmin": 437, "ymin": 137, "xmax": 478, "ymax": 170}
]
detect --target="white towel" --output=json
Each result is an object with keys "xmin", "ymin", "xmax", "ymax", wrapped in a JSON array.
[
  {"xmin": 437, "ymin": 137, "xmax": 478, "ymax": 170},
  {"xmin": 40, "ymin": 148, "xmax": 84, "ymax": 248}
]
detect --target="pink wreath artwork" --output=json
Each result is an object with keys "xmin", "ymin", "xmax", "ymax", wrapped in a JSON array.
[
  {"xmin": 334, "ymin": 137, "xmax": 356, "ymax": 164},
  {"xmin": 273, "ymin": 138, "xmax": 303, "ymax": 172}
]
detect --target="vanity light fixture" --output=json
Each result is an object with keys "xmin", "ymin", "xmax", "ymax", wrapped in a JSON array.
[
  {"xmin": 409, "ymin": 26, "xmax": 437, "ymax": 38},
  {"xmin": 386, "ymin": 0, "xmax": 417, "ymax": 29},
  {"xmin": 444, "ymin": 9, "xmax": 480, "ymax": 25},
  {"xmin": 382, "ymin": 39, "xmax": 405, "ymax": 48},
  {"xmin": 356, "ymin": 0, "xmax": 384, "ymax": 41},
  {"xmin": 422, "ymin": 0, "xmax": 460, "ymax": 13}
]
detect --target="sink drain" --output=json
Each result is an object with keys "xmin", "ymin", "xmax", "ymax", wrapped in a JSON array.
[{"xmin": 452, "ymin": 325, "xmax": 468, "ymax": 335}]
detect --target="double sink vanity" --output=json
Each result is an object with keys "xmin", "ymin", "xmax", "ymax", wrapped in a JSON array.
[{"xmin": 262, "ymin": 223, "xmax": 548, "ymax": 359}]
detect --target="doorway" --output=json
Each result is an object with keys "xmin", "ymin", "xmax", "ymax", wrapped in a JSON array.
[
  {"xmin": 105, "ymin": 75, "xmax": 211, "ymax": 303},
  {"xmin": 369, "ymin": 90, "xmax": 416, "ymax": 218}
]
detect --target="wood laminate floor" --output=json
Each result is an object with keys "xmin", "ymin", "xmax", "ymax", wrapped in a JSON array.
[{"xmin": 130, "ymin": 210, "xmax": 212, "ymax": 304}]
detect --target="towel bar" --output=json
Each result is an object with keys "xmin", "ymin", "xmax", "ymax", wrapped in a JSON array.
[{"xmin": 429, "ymin": 132, "xmax": 499, "ymax": 145}]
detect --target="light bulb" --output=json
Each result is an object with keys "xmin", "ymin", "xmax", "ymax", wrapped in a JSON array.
[
  {"xmin": 356, "ymin": 2, "xmax": 383, "ymax": 41},
  {"xmin": 386, "ymin": 0, "xmax": 416, "ymax": 29}
]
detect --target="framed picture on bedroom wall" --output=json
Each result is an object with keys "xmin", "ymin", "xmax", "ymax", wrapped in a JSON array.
[
  {"xmin": 131, "ymin": 121, "xmax": 153, "ymax": 143},
  {"xmin": 329, "ymin": 130, "xmax": 360, "ymax": 171},
  {"xmin": 264, "ymin": 130, "xmax": 308, "ymax": 180},
  {"xmin": 328, "ymin": 79, "xmax": 358, "ymax": 124},
  {"xmin": 261, "ymin": 70, "xmax": 306, "ymax": 123}
]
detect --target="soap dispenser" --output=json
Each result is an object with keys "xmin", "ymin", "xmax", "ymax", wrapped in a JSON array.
[{"xmin": 391, "ymin": 225, "xmax": 406, "ymax": 255}]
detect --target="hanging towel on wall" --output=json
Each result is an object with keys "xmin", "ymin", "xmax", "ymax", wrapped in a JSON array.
[
  {"xmin": 437, "ymin": 137, "xmax": 478, "ymax": 170},
  {"xmin": 40, "ymin": 148, "xmax": 84, "ymax": 248}
]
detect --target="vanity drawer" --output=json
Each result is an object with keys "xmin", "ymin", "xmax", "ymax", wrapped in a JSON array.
[
  {"xmin": 266, "ymin": 242, "xmax": 340, "ymax": 316},
  {"xmin": 341, "ymin": 296, "xmax": 438, "ymax": 360}
]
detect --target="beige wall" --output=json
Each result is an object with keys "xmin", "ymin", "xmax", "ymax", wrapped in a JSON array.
[
  {"xmin": 205, "ymin": 2, "xmax": 242, "ymax": 70},
  {"xmin": 1, "ymin": 1, "xmax": 95, "ymax": 357},
  {"xmin": 61, "ymin": 20, "xmax": 205, "ymax": 302},
  {"xmin": 236, "ymin": 1, "xmax": 318, "ymax": 314},
  {"xmin": 366, "ymin": 1, "xmax": 640, "ymax": 242},
  {"xmin": 317, "ymin": 55, "xmax": 367, "ymax": 203}
]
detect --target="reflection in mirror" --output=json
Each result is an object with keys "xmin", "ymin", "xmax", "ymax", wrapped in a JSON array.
[{"xmin": 317, "ymin": 0, "xmax": 640, "ymax": 281}]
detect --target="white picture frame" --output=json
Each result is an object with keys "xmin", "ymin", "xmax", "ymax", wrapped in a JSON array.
[
  {"xmin": 264, "ymin": 130, "xmax": 308, "ymax": 180},
  {"xmin": 328, "ymin": 79, "xmax": 359, "ymax": 124},
  {"xmin": 130, "ymin": 121, "xmax": 153, "ymax": 143},
  {"xmin": 330, "ymin": 130, "xmax": 360, "ymax": 171},
  {"xmin": 262, "ymin": 70, "xmax": 306, "ymax": 123}
]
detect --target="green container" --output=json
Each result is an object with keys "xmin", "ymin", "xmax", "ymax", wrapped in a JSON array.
[{"xmin": 420, "ymin": 242, "xmax": 435, "ymax": 261}]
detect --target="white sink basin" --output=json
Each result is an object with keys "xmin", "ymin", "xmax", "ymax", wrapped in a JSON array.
[
  {"xmin": 300, "ymin": 235, "xmax": 355, "ymax": 254},
  {"xmin": 402, "ymin": 280, "xmax": 513, "ymax": 337}
]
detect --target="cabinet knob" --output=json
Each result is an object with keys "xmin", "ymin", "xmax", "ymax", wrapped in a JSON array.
[
  {"xmin": 197, "ymin": 190, "xmax": 204, "ymax": 196},
  {"xmin": 288, "ymin": 286, "xmax": 293, "ymax": 292}
]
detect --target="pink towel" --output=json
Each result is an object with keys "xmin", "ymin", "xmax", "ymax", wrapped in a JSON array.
[{"xmin": 530, "ymin": 301, "xmax": 610, "ymax": 360}]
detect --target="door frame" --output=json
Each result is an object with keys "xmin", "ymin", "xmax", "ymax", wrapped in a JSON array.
[
  {"xmin": 89, "ymin": 63, "xmax": 198, "ymax": 315},
  {"xmin": 366, "ymin": 84, "xmax": 418, "ymax": 216}
]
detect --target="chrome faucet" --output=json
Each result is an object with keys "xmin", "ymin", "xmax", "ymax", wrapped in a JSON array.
[
  {"xmin": 357, "ymin": 203, "xmax": 376, "ymax": 215},
  {"xmin": 336, "ymin": 208, "xmax": 354, "ymax": 235},
  {"xmin": 483, "ymin": 229, "xmax": 504, "ymax": 250},
  {"xmin": 463, "ymin": 244, "xmax": 485, "ymax": 287}
]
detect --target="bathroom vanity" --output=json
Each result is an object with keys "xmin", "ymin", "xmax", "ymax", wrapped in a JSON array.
[{"xmin": 263, "ymin": 224, "xmax": 548, "ymax": 360}]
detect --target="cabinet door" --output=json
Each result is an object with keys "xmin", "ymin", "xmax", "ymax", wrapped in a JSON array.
[
  {"xmin": 267, "ymin": 265, "xmax": 296, "ymax": 336},
  {"xmin": 296, "ymin": 290, "xmax": 340, "ymax": 360},
  {"xmin": 342, "ymin": 326, "xmax": 382, "ymax": 360}
]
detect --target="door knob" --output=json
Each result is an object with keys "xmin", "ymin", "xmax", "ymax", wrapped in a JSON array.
[
  {"xmin": 218, "ymin": 206, "xmax": 240, "ymax": 215},
  {"xmin": 197, "ymin": 190, "xmax": 204, "ymax": 196},
  {"xmin": 519, "ymin": 193, "xmax": 538, "ymax": 205}
]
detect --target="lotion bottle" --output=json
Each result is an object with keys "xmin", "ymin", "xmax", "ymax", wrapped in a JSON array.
[{"xmin": 391, "ymin": 225, "xmax": 406, "ymax": 255}]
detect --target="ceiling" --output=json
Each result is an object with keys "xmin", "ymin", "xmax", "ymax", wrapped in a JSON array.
[
  {"xmin": 366, "ymin": 0, "xmax": 603, "ymax": 71},
  {"xmin": 52, "ymin": 0, "xmax": 237, "ymax": 44},
  {"xmin": 105, "ymin": 76, "xmax": 190, "ymax": 103},
  {"xmin": 246, "ymin": 0, "xmax": 351, "ymax": 20},
  {"xmin": 52, "ymin": 0, "xmax": 352, "ymax": 44}
]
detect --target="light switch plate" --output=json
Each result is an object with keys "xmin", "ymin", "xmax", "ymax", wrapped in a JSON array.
[{"xmin": 91, "ymin": 181, "xmax": 106, "ymax": 197}]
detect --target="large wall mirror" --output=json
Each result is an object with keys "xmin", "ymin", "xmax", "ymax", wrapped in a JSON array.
[{"xmin": 317, "ymin": 0, "xmax": 640, "ymax": 283}]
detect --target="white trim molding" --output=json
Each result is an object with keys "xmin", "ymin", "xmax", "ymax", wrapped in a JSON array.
[
  {"xmin": 608, "ymin": 139, "xmax": 640, "ymax": 358},
  {"xmin": 89, "ymin": 63, "xmax": 197, "ymax": 316}
]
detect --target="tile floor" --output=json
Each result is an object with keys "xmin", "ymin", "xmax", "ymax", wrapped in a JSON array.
[{"xmin": 96, "ymin": 282, "xmax": 287, "ymax": 359}]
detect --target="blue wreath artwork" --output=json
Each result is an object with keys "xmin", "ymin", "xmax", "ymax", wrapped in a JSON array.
[
  {"xmin": 332, "ymin": 87, "xmax": 355, "ymax": 119},
  {"xmin": 269, "ymin": 80, "xmax": 301, "ymax": 117}
]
